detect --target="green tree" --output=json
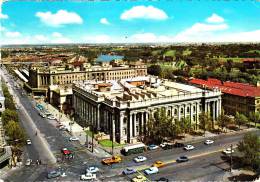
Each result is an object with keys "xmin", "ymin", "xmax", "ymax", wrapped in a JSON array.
[
  {"xmin": 147, "ymin": 65, "xmax": 162, "ymax": 76},
  {"xmin": 217, "ymin": 112, "xmax": 233, "ymax": 131},
  {"xmin": 4, "ymin": 120, "xmax": 26, "ymax": 147},
  {"xmin": 180, "ymin": 117, "xmax": 191, "ymax": 133},
  {"xmin": 1, "ymin": 109, "xmax": 19, "ymax": 126},
  {"xmin": 199, "ymin": 112, "xmax": 212, "ymax": 135},
  {"xmin": 249, "ymin": 111, "xmax": 260, "ymax": 127},
  {"xmin": 237, "ymin": 133, "xmax": 260, "ymax": 170},
  {"xmin": 235, "ymin": 112, "xmax": 248, "ymax": 129}
]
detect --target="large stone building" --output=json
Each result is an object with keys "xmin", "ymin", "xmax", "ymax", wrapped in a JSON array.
[
  {"xmin": 73, "ymin": 76, "xmax": 222, "ymax": 144},
  {"xmin": 189, "ymin": 78, "xmax": 260, "ymax": 116}
]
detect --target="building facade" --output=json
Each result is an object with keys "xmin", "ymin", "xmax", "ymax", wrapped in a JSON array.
[
  {"xmin": 189, "ymin": 78, "xmax": 260, "ymax": 116},
  {"xmin": 73, "ymin": 76, "xmax": 222, "ymax": 144}
]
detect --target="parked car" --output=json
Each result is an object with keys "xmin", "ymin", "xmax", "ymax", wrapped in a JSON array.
[
  {"xmin": 122, "ymin": 168, "xmax": 137, "ymax": 175},
  {"xmin": 69, "ymin": 136, "xmax": 79, "ymax": 141},
  {"xmin": 148, "ymin": 144, "xmax": 159, "ymax": 150},
  {"xmin": 39, "ymin": 112, "xmax": 46, "ymax": 118},
  {"xmin": 26, "ymin": 139, "xmax": 32, "ymax": 145},
  {"xmin": 152, "ymin": 161, "xmax": 165, "ymax": 168},
  {"xmin": 134, "ymin": 156, "xmax": 147, "ymax": 163},
  {"xmin": 80, "ymin": 173, "xmax": 96, "ymax": 180},
  {"xmin": 47, "ymin": 115, "xmax": 56, "ymax": 120},
  {"xmin": 223, "ymin": 148, "xmax": 234, "ymax": 155},
  {"xmin": 176, "ymin": 156, "xmax": 189, "ymax": 163},
  {"xmin": 174, "ymin": 142, "xmax": 184, "ymax": 148},
  {"xmin": 132, "ymin": 175, "xmax": 147, "ymax": 182},
  {"xmin": 47, "ymin": 170, "xmax": 61, "ymax": 179},
  {"xmin": 162, "ymin": 143, "xmax": 174, "ymax": 150},
  {"xmin": 204, "ymin": 140, "xmax": 214, "ymax": 145},
  {"xmin": 61, "ymin": 148, "xmax": 72, "ymax": 155},
  {"xmin": 86, "ymin": 166, "xmax": 99, "ymax": 173},
  {"xmin": 157, "ymin": 177, "xmax": 169, "ymax": 182},
  {"xmin": 25, "ymin": 159, "xmax": 32, "ymax": 166},
  {"xmin": 144, "ymin": 167, "xmax": 159, "ymax": 175},
  {"xmin": 184, "ymin": 145, "xmax": 195, "ymax": 151}
]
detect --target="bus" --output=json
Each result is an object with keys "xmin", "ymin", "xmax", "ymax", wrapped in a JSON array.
[{"xmin": 121, "ymin": 143, "xmax": 146, "ymax": 156}]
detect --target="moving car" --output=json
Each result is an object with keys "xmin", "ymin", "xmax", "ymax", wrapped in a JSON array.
[
  {"xmin": 47, "ymin": 170, "xmax": 61, "ymax": 179},
  {"xmin": 148, "ymin": 144, "xmax": 159, "ymax": 150},
  {"xmin": 144, "ymin": 167, "xmax": 159, "ymax": 175},
  {"xmin": 25, "ymin": 159, "xmax": 32, "ymax": 166},
  {"xmin": 133, "ymin": 156, "xmax": 147, "ymax": 163},
  {"xmin": 152, "ymin": 161, "xmax": 165, "ymax": 168},
  {"xmin": 204, "ymin": 140, "xmax": 214, "ymax": 145},
  {"xmin": 184, "ymin": 145, "xmax": 195, "ymax": 151},
  {"xmin": 86, "ymin": 166, "xmax": 99, "ymax": 173},
  {"xmin": 122, "ymin": 168, "xmax": 137, "ymax": 175},
  {"xmin": 132, "ymin": 175, "xmax": 147, "ymax": 182},
  {"xmin": 26, "ymin": 139, "xmax": 32, "ymax": 145},
  {"xmin": 176, "ymin": 156, "xmax": 189, "ymax": 163},
  {"xmin": 223, "ymin": 148, "xmax": 234, "ymax": 155},
  {"xmin": 102, "ymin": 156, "xmax": 122, "ymax": 165},
  {"xmin": 80, "ymin": 173, "xmax": 96, "ymax": 180},
  {"xmin": 61, "ymin": 148, "xmax": 72, "ymax": 155},
  {"xmin": 69, "ymin": 136, "xmax": 80, "ymax": 141}
]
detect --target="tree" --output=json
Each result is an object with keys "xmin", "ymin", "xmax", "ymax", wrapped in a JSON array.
[
  {"xmin": 1, "ymin": 109, "xmax": 19, "ymax": 126},
  {"xmin": 147, "ymin": 65, "xmax": 162, "ymax": 76},
  {"xmin": 180, "ymin": 117, "xmax": 191, "ymax": 133},
  {"xmin": 235, "ymin": 112, "xmax": 248, "ymax": 129},
  {"xmin": 199, "ymin": 112, "xmax": 212, "ymax": 135},
  {"xmin": 4, "ymin": 120, "xmax": 26, "ymax": 147},
  {"xmin": 217, "ymin": 113, "xmax": 233, "ymax": 131},
  {"xmin": 237, "ymin": 133, "xmax": 260, "ymax": 170},
  {"xmin": 249, "ymin": 111, "xmax": 260, "ymax": 127}
]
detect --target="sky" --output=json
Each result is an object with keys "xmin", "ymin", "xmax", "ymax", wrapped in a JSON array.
[{"xmin": 0, "ymin": 1, "xmax": 260, "ymax": 45}]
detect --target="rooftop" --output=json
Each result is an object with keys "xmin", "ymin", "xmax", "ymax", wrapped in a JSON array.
[{"xmin": 189, "ymin": 78, "xmax": 260, "ymax": 97}]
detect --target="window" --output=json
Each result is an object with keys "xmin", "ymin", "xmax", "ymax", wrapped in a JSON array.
[
  {"xmin": 187, "ymin": 107, "xmax": 190, "ymax": 113},
  {"xmin": 167, "ymin": 110, "xmax": 171, "ymax": 116},
  {"xmin": 136, "ymin": 126, "xmax": 139, "ymax": 133},
  {"xmin": 174, "ymin": 109, "xmax": 177, "ymax": 115},
  {"xmin": 181, "ymin": 108, "xmax": 184, "ymax": 114},
  {"xmin": 123, "ymin": 128, "xmax": 127, "ymax": 135},
  {"xmin": 193, "ymin": 106, "xmax": 196, "ymax": 112}
]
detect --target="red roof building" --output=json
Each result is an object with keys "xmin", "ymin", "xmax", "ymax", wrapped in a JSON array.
[{"xmin": 189, "ymin": 78, "xmax": 260, "ymax": 116}]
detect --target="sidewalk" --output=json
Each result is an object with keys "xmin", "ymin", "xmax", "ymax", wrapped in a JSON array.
[{"xmin": 38, "ymin": 101, "xmax": 111, "ymax": 158}]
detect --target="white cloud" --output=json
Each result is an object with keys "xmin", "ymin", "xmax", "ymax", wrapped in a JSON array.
[
  {"xmin": 84, "ymin": 35, "xmax": 111, "ymax": 43},
  {"xmin": 5, "ymin": 31, "xmax": 21, "ymax": 38},
  {"xmin": 52, "ymin": 32, "xmax": 62, "ymax": 38},
  {"xmin": 51, "ymin": 37, "xmax": 72, "ymax": 44},
  {"xmin": 100, "ymin": 18, "xmax": 110, "ymax": 25},
  {"xmin": 35, "ymin": 10, "xmax": 83, "ymax": 27},
  {"xmin": 120, "ymin": 5, "xmax": 168, "ymax": 20},
  {"xmin": 206, "ymin": 13, "xmax": 224, "ymax": 23},
  {"xmin": 34, "ymin": 35, "xmax": 49, "ymax": 42},
  {"xmin": 0, "ymin": 25, "xmax": 6, "ymax": 31},
  {"xmin": 0, "ymin": 1, "xmax": 8, "ymax": 19}
]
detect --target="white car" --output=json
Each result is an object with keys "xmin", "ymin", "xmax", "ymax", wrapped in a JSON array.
[
  {"xmin": 86, "ymin": 166, "xmax": 99, "ymax": 173},
  {"xmin": 160, "ymin": 142, "xmax": 168, "ymax": 148},
  {"xmin": 144, "ymin": 167, "xmax": 159, "ymax": 175},
  {"xmin": 39, "ymin": 112, "xmax": 46, "ymax": 118},
  {"xmin": 26, "ymin": 139, "xmax": 32, "ymax": 145},
  {"xmin": 25, "ymin": 159, "xmax": 32, "ymax": 166},
  {"xmin": 223, "ymin": 148, "xmax": 234, "ymax": 155},
  {"xmin": 148, "ymin": 144, "xmax": 159, "ymax": 150},
  {"xmin": 184, "ymin": 145, "xmax": 195, "ymax": 151},
  {"xmin": 47, "ymin": 115, "xmax": 56, "ymax": 120},
  {"xmin": 204, "ymin": 140, "xmax": 214, "ymax": 145},
  {"xmin": 69, "ymin": 137, "xmax": 79, "ymax": 141},
  {"xmin": 134, "ymin": 156, "xmax": 147, "ymax": 163},
  {"xmin": 80, "ymin": 173, "xmax": 96, "ymax": 180}
]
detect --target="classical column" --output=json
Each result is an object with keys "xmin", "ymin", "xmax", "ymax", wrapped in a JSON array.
[
  {"xmin": 140, "ymin": 112, "xmax": 144, "ymax": 135},
  {"xmin": 120, "ymin": 113, "xmax": 124, "ymax": 141},
  {"xmin": 97, "ymin": 105, "xmax": 100, "ymax": 130},
  {"xmin": 145, "ymin": 112, "xmax": 148, "ymax": 134},
  {"xmin": 190, "ymin": 103, "xmax": 193, "ymax": 122},
  {"xmin": 212, "ymin": 101, "xmax": 216, "ymax": 121},
  {"xmin": 133, "ymin": 112, "xmax": 137, "ymax": 137},
  {"xmin": 129, "ymin": 113, "xmax": 133, "ymax": 138},
  {"xmin": 178, "ymin": 105, "xmax": 181, "ymax": 121}
]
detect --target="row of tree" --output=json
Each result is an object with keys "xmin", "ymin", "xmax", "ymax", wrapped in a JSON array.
[
  {"xmin": 145, "ymin": 108, "xmax": 260, "ymax": 144},
  {"xmin": 1, "ymin": 83, "xmax": 26, "ymax": 148}
]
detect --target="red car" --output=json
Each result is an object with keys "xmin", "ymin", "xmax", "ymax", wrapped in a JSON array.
[{"xmin": 61, "ymin": 148, "xmax": 71, "ymax": 155}]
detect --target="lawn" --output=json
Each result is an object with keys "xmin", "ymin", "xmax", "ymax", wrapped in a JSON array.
[
  {"xmin": 164, "ymin": 50, "xmax": 176, "ymax": 57},
  {"xmin": 182, "ymin": 49, "xmax": 192, "ymax": 56},
  {"xmin": 98, "ymin": 139, "xmax": 125, "ymax": 148}
]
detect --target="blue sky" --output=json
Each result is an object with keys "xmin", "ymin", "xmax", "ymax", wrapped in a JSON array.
[{"xmin": 1, "ymin": 1, "xmax": 260, "ymax": 44}]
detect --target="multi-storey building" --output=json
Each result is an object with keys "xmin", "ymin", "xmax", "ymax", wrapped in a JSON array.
[
  {"xmin": 189, "ymin": 78, "xmax": 260, "ymax": 116},
  {"xmin": 73, "ymin": 76, "xmax": 222, "ymax": 144}
]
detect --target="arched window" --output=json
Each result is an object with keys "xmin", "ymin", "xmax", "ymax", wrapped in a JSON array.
[
  {"xmin": 181, "ymin": 108, "xmax": 184, "ymax": 114},
  {"xmin": 174, "ymin": 109, "xmax": 177, "ymax": 115},
  {"xmin": 167, "ymin": 110, "xmax": 171, "ymax": 116},
  {"xmin": 187, "ymin": 107, "xmax": 190, "ymax": 113}
]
